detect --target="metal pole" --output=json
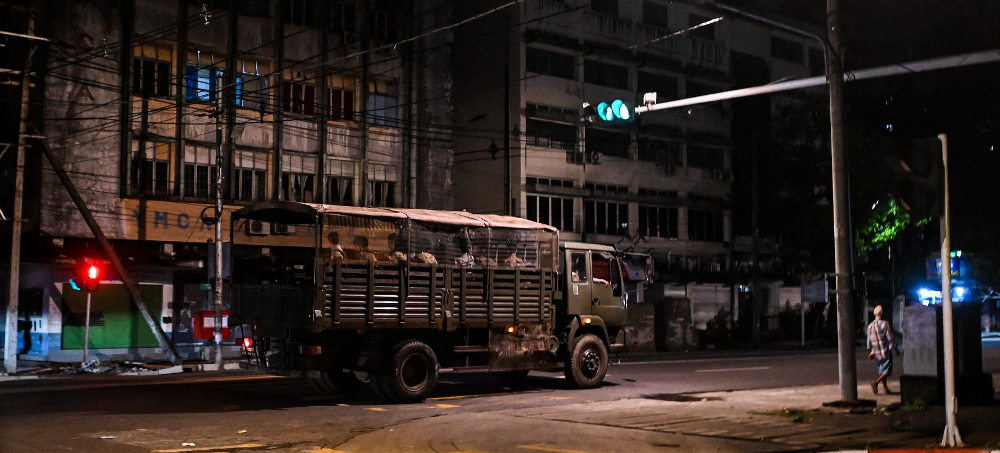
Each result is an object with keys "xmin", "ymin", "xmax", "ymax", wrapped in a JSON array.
[
  {"xmin": 34, "ymin": 130, "xmax": 183, "ymax": 364},
  {"xmin": 938, "ymin": 133, "xmax": 962, "ymax": 447},
  {"xmin": 4, "ymin": 44, "xmax": 36, "ymax": 375},
  {"xmin": 214, "ymin": 119, "xmax": 224, "ymax": 366},
  {"xmin": 828, "ymin": 0, "xmax": 858, "ymax": 403},
  {"xmin": 801, "ymin": 301, "xmax": 806, "ymax": 347},
  {"xmin": 635, "ymin": 49, "xmax": 1000, "ymax": 115},
  {"xmin": 83, "ymin": 292, "xmax": 92, "ymax": 364}
]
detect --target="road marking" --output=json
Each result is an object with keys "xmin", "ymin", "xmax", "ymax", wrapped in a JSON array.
[
  {"xmin": 518, "ymin": 444, "xmax": 593, "ymax": 453},
  {"xmin": 367, "ymin": 407, "xmax": 388, "ymax": 411},
  {"xmin": 695, "ymin": 366, "xmax": 771, "ymax": 373},
  {"xmin": 152, "ymin": 443, "xmax": 265, "ymax": 452},
  {"xmin": 433, "ymin": 403, "xmax": 460, "ymax": 408}
]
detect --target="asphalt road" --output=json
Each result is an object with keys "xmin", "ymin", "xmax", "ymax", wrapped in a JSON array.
[{"xmin": 1, "ymin": 343, "xmax": 996, "ymax": 453}]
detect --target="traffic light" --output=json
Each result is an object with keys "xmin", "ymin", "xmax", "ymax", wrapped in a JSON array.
[
  {"xmin": 894, "ymin": 136, "xmax": 944, "ymax": 219},
  {"xmin": 582, "ymin": 100, "xmax": 634, "ymax": 123},
  {"xmin": 70, "ymin": 259, "xmax": 103, "ymax": 292}
]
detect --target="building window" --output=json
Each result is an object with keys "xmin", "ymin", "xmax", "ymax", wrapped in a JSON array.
[
  {"xmin": 240, "ymin": 0, "xmax": 270, "ymax": 17},
  {"xmin": 638, "ymin": 205, "xmax": 677, "ymax": 239},
  {"xmin": 771, "ymin": 36, "xmax": 804, "ymax": 64},
  {"xmin": 235, "ymin": 60, "xmax": 271, "ymax": 112},
  {"xmin": 282, "ymin": 81, "xmax": 316, "ymax": 115},
  {"xmin": 688, "ymin": 209, "xmax": 724, "ymax": 242},
  {"xmin": 689, "ymin": 13, "xmax": 716, "ymax": 40},
  {"xmin": 284, "ymin": 0, "xmax": 320, "ymax": 27},
  {"xmin": 687, "ymin": 145, "xmax": 725, "ymax": 170},
  {"xmin": 584, "ymin": 60, "xmax": 628, "ymax": 90},
  {"xmin": 328, "ymin": 77, "xmax": 356, "ymax": 121},
  {"xmin": 526, "ymin": 194, "xmax": 574, "ymax": 232},
  {"xmin": 369, "ymin": 180, "xmax": 395, "ymax": 207},
  {"xmin": 326, "ymin": 159, "xmax": 354, "ymax": 205},
  {"xmin": 527, "ymin": 177, "xmax": 575, "ymax": 189},
  {"xmin": 329, "ymin": 1, "xmax": 357, "ymax": 33},
  {"xmin": 638, "ymin": 138, "xmax": 681, "ymax": 166},
  {"xmin": 642, "ymin": 1, "xmax": 670, "ymax": 29},
  {"xmin": 526, "ymin": 119, "xmax": 577, "ymax": 150},
  {"xmin": 185, "ymin": 51, "xmax": 224, "ymax": 103},
  {"xmin": 367, "ymin": 80, "xmax": 397, "ymax": 126},
  {"xmin": 282, "ymin": 154, "xmax": 316, "ymax": 202},
  {"xmin": 591, "ymin": 0, "xmax": 618, "ymax": 16},
  {"xmin": 367, "ymin": 163, "xmax": 396, "ymax": 207},
  {"xmin": 131, "ymin": 58, "xmax": 170, "ymax": 97},
  {"xmin": 639, "ymin": 187, "xmax": 678, "ymax": 199},
  {"xmin": 586, "ymin": 128, "xmax": 630, "ymax": 159},
  {"xmin": 232, "ymin": 150, "xmax": 267, "ymax": 202},
  {"xmin": 637, "ymin": 71, "xmax": 678, "ymax": 101},
  {"xmin": 585, "ymin": 182, "xmax": 628, "ymax": 196},
  {"xmin": 585, "ymin": 200, "xmax": 628, "ymax": 235},
  {"xmin": 131, "ymin": 141, "xmax": 173, "ymax": 196},
  {"xmin": 526, "ymin": 47, "xmax": 576, "ymax": 80},
  {"xmin": 183, "ymin": 145, "xmax": 216, "ymax": 199}
]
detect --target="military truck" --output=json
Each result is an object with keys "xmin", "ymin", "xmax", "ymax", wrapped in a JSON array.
[{"xmin": 227, "ymin": 201, "xmax": 649, "ymax": 403}]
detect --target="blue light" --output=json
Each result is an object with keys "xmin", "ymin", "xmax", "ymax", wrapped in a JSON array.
[
  {"xmin": 954, "ymin": 286, "xmax": 967, "ymax": 301},
  {"xmin": 597, "ymin": 102, "xmax": 613, "ymax": 121}
]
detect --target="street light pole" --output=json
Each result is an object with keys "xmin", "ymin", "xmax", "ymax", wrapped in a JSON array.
[{"xmin": 702, "ymin": 0, "xmax": 857, "ymax": 402}]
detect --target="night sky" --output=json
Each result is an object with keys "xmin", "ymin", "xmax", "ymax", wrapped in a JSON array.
[{"xmin": 746, "ymin": 0, "xmax": 1000, "ymax": 288}]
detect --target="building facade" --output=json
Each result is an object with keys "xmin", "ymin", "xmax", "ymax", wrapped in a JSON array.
[
  {"xmin": 0, "ymin": 0, "xmax": 454, "ymax": 362},
  {"xmin": 451, "ymin": 0, "xmax": 824, "ymax": 334}
]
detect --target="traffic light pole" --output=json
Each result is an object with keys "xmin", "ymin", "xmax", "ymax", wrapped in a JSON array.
[{"xmin": 82, "ymin": 292, "xmax": 92, "ymax": 364}]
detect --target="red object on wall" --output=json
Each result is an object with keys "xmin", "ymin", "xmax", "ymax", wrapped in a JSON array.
[{"xmin": 194, "ymin": 311, "xmax": 230, "ymax": 340}]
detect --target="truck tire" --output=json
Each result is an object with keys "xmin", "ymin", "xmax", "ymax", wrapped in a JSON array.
[
  {"xmin": 309, "ymin": 369, "xmax": 364, "ymax": 394},
  {"xmin": 370, "ymin": 340, "xmax": 439, "ymax": 403},
  {"xmin": 564, "ymin": 333, "xmax": 608, "ymax": 389}
]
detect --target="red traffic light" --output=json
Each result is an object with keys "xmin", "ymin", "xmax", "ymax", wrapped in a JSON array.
[
  {"xmin": 86, "ymin": 265, "xmax": 100, "ymax": 281},
  {"xmin": 75, "ymin": 260, "xmax": 103, "ymax": 292}
]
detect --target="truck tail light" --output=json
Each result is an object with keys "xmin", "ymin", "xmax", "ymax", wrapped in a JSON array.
[{"xmin": 242, "ymin": 337, "xmax": 254, "ymax": 350}]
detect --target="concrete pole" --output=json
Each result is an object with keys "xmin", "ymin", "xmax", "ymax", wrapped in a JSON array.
[
  {"xmin": 4, "ymin": 44, "xmax": 35, "ymax": 375},
  {"xmin": 827, "ymin": 0, "xmax": 858, "ymax": 402},
  {"xmin": 938, "ymin": 133, "xmax": 962, "ymax": 447}
]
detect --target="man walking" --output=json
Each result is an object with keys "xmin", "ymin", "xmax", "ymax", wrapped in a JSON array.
[{"xmin": 867, "ymin": 305, "xmax": 898, "ymax": 394}]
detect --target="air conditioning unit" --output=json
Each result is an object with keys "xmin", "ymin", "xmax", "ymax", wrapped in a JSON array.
[
  {"xmin": 344, "ymin": 32, "xmax": 360, "ymax": 44},
  {"xmin": 271, "ymin": 223, "xmax": 296, "ymax": 235},
  {"xmin": 245, "ymin": 220, "xmax": 269, "ymax": 236},
  {"xmin": 711, "ymin": 169, "xmax": 725, "ymax": 181},
  {"xmin": 586, "ymin": 151, "xmax": 601, "ymax": 164}
]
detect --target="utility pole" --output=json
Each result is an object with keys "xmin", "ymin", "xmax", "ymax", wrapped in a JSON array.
[
  {"xmin": 4, "ymin": 37, "xmax": 39, "ymax": 375},
  {"xmin": 502, "ymin": 8, "xmax": 512, "ymax": 216},
  {"xmin": 827, "ymin": 0, "xmax": 857, "ymax": 403}
]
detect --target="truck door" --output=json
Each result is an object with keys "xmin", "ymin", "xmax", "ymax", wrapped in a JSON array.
[
  {"xmin": 590, "ymin": 252, "xmax": 626, "ymax": 326},
  {"xmin": 566, "ymin": 251, "xmax": 592, "ymax": 316}
]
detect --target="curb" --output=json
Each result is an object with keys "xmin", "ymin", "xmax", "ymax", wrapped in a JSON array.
[{"xmin": 823, "ymin": 448, "xmax": 1000, "ymax": 453}]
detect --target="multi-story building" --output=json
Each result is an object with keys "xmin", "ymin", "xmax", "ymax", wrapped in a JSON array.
[
  {"xmin": 451, "ymin": 0, "xmax": 824, "ymax": 335},
  {"xmin": 0, "ymin": 0, "xmax": 453, "ymax": 362}
]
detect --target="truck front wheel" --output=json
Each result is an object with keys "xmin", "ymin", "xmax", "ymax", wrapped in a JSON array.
[
  {"xmin": 370, "ymin": 340, "xmax": 439, "ymax": 403},
  {"xmin": 564, "ymin": 334, "xmax": 608, "ymax": 389}
]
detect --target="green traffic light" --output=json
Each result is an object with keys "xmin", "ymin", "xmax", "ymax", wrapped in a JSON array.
[{"xmin": 593, "ymin": 100, "xmax": 632, "ymax": 122}]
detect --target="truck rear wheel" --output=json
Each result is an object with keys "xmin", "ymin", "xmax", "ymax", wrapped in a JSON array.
[
  {"xmin": 370, "ymin": 340, "xmax": 438, "ymax": 403},
  {"xmin": 564, "ymin": 333, "xmax": 608, "ymax": 389}
]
